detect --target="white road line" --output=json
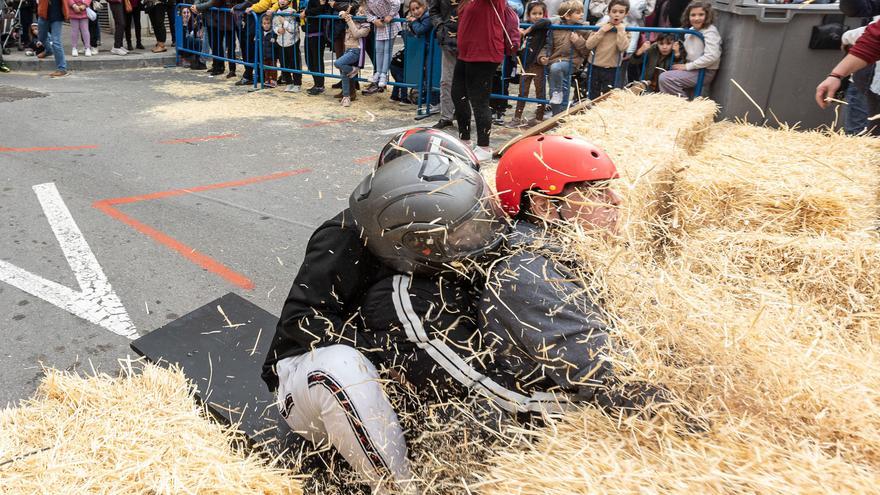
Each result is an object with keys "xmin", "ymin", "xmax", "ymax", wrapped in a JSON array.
[
  {"xmin": 377, "ymin": 124, "xmax": 425, "ymax": 136},
  {"xmin": 0, "ymin": 183, "xmax": 137, "ymax": 339}
]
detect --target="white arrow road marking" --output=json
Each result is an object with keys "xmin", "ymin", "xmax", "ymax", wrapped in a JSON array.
[{"xmin": 0, "ymin": 183, "xmax": 138, "ymax": 339}]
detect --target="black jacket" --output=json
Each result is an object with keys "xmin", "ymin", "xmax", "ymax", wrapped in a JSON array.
[
  {"xmin": 521, "ymin": 18, "xmax": 551, "ymax": 68},
  {"xmin": 261, "ymin": 209, "xmax": 394, "ymax": 392},
  {"xmin": 429, "ymin": 0, "xmax": 460, "ymax": 52},
  {"xmin": 304, "ymin": 0, "xmax": 331, "ymax": 35},
  {"xmin": 840, "ymin": 0, "xmax": 880, "ymax": 17}
]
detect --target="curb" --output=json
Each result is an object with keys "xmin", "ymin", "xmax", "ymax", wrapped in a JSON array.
[{"xmin": 6, "ymin": 53, "xmax": 178, "ymax": 72}]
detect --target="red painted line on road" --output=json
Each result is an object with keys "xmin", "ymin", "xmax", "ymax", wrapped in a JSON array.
[
  {"xmin": 102, "ymin": 168, "xmax": 311, "ymax": 206},
  {"xmin": 93, "ymin": 168, "xmax": 311, "ymax": 290},
  {"xmin": 302, "ymin": 118, "xmax": 355, "ymax": 128},
  {"xmin": 160, "ymin": 134, "xmax": 239, "ymax": 144},
  {"xmin": 94, "ymin": 200, "xmax": 256, "ymax": 290},
  {"xmin": 354, "ymin": 154, "xmax": 379, "ymax": 165},
  {"xmin": 0, "ymin": 145, "xmax": 98, "ymax": 152}
]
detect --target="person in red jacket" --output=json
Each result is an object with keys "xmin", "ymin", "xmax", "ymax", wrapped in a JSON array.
[
  {"xmin": 816, "ymin": 19, "xmax": 880, "ymax": 109},
  {"xmin": 452, "ymin": 0, "xmax": 514, "ymax": 162}
]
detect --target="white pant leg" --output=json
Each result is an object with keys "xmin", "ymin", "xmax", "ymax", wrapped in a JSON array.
[{"xmin": 276, "ymin": 345, "xmax": 415, "ymax": 494}]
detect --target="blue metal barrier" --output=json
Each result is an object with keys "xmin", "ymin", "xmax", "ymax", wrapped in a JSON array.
[
  {"xmin": 176, "ymin": 4, "xmax": 261, "ymax": 88},
  {"xmin": 173, "ymin": 7, "xmax": 709, "ymax": 118}
]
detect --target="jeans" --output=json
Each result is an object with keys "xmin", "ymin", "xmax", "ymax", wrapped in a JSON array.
[
  {"xmin": 334, "ymin": 47, "xmax": 360, "ymax": 97},
  {"xmin": 374, "ymin": 38, "xmax": 393, "ymax": 77},
  {"xmin": 451, "ymin": 60, "xmax": 497, "ymax": 147},
  {"xmin": 37, "ymin": 18, "xmax": 66, "ymax": 71},
  {"xmin": 548, "ymin": 60, "xmax": 572, "ymax": 115},
  {"xmin": 844, "ymin": 82, "xmax": 869, "ymax": 136},
  {"xmin": 589, "ymin": 65, "xmax": 619, "ymax": 99}
]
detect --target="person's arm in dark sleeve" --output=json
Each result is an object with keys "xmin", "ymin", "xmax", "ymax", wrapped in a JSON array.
[
  {"xmin": 839, "ymin": 0, "xmax": 880, "ymax": 17},
  {"xmin": 480, "ymin": 254, "xmax": 612, "ymax": 400},
  {"xmin": 305, "ymin": 0, "xmax": 325, "ymax": 17},
  {"xmin": 194, "ymin": 0, "xmax": 220, "ymax": 13},
  {"xmin": 261, "ymin": 217, "xmax": 373, "ymax": 392},
  {"xmin": 429, "ymin": 0, "xmax": 444, "ymax": 28}
]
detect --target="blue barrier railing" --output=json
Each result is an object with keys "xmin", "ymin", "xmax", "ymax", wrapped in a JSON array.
[{"xmin": 173, "ymin": 7, "xmax": 708, "ymax": 117}]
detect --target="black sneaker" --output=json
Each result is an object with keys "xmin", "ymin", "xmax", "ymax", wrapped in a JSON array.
[
  {"xmin": 432, "ymin": 119, "xmax": 454, "ymax": 130},
  {"xmin": 492, "ymin": 111, "xmax": 505, "ymax": 125},
  {"xmin": 234, "ymin": 77, "xmax": 253, "ymax": 86},
  {"xmin": 190, "ymin": 61, "xmax": 207, "ymax": 70},
  {"xmin": 331, "ymin": 81, "xmax": 342, "ymax": 89},
  {"xmin": 307, "ymin": 86, "xmax": 325, "ymax": 96},
  {"xmin": 136, "ymin": 43, "xmax": 145, "ymax": 50}
]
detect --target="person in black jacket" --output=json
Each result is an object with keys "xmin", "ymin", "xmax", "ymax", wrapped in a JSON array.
[
  {"xmin": 428, "ymin": 0, "xmax": 461, "ymax": 129},
  {"xmin": 304, "ymin": 0, "xmax": 331, "ymax": 94},
  {"xmin": 192, "ymin": 0, "xmax": 238, "ymax": 76}
]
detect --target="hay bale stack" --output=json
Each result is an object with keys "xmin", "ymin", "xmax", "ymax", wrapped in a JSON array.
[
  {"xmin": 478, "ymin": 227, "xmax": 880, "ymax": 494},
  {"xmin": 681, "ymin": 228, "xmax": 880, "ymax": 331},
  {"xmin": 0, "ymin": 363, "xmax": 301, "ymax": 495},
  {"xmin": 553, "ymin": 92, "xmax": 718, "ymax": 247},
  {"xmin": 674, "ymin": 122, "xmax": 880, "ymax": 236}
]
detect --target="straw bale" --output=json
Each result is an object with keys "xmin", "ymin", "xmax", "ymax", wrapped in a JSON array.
[
  {"xmin": 478, "ymin": 226, "xmax": 880, "ymax": 494},
  {"xmin": 552, "ymin": 92, "xmax": 718, "ymax": 248},
  {"xmin": 0, "ymin": 362, "xmax": 301, "ymax": 495},
  {"xmin": 674, "ymin": 122, "xmax": 880, "ymax": 236}
]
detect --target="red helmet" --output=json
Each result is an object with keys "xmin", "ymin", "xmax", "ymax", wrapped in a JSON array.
[{"xmin": 495, "ymin": 135, "xmax": 619, "ymax": 216}]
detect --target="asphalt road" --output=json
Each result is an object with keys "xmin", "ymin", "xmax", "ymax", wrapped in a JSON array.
[{"xmin": 0, "ymin": 67, "xmax": 503, "ymax": 406}]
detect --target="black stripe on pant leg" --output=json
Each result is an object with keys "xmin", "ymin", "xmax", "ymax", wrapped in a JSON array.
[{"xmin": 306, "ymin": 370, "xmax": 393, "ymax": 478}]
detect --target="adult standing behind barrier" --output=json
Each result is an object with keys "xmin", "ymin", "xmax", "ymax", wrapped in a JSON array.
[
  {"xmin": 37, "ymin": 0, "xmax": 69, "ymax": 75},
  {"xmin": 192, "ymin": 0, "xmax": 237, "ymax": 77},
  {"xmin": 816, "ymin": 19, "xmax": 880, "ymax": 120},
  {"xmin": 304, "ymin": 0, "xmax": 331, "ymax": 94},
  {"xmin": 362, "ymin": 0, "xmax": 402, "ymax": 94},
  {"xmin": 144, "ymin": 0, "xmax": 169, "ymax": 52},
  {"xmin": 19, "ymin": 0, "xmax": 35, "ymax": 49},
  {"xmin": 657, "ymin": 0, "xmax": 719, "ymax": 97},
  {"xmin": 429, "ymin": 0, "xmax": 461, "ymax": 129},
  {"xmin": 453, "ymin": 0, "xmax": 517, "ymax": 162}
]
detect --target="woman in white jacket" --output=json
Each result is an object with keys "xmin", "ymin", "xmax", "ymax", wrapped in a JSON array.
[{"xmin": 658, "ymin": 0, "xmax": 720, "ymax": 97}]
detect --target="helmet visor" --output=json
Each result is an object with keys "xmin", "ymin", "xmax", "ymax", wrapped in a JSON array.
[{"xmin": 401, "ymin": 197, "xmax": 505, "ymax": 261}]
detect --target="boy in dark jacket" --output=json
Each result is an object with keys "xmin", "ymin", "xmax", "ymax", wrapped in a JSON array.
[{"xmin": 630, "ymin": 33, "xmax": 684, "ymax": 91}]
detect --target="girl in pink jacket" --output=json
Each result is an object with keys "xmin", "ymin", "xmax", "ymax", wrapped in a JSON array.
[{"xmin": 68, "ymin": 0, "xmax": 93, "ymax": 56}]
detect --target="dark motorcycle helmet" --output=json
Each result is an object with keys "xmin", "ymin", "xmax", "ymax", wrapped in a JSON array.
[
  {"xmin": 377, "ymin": 128, "xmax": 480, "ymax": 171},
  {"xmin": 350, "ymin": 152, "xmax": 506, "ymax": 274}
]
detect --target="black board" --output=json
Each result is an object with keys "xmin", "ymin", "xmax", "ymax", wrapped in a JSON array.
[{"xmin": 130, "ymin": 292, "xmax": 302, "ymax": 457}]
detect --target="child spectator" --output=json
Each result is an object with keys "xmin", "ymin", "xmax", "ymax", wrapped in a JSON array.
[
  {"xmin": 390, "ymin": 0, "xmax": 432, "ymax": 106},
  {"xmin": 362, "ymin": 0, "xmax": 401, "ymax": 94},
  {"xmin": 584, "ymin": 0, "xmax": 631, "ymax": 98},
  {"xmin": 631, "ymin": 33, "xmax": 684, "ymax": 91},
  {"xmin": 333, "ymin": 3, "xmax": 370, "ymax": 106},
  {"xmin": 658, "ymin": 0, "xmax": 721, "ymax": 97},
  {"xmin": 181, "ymin": 8, "xmax": 207, "ymax": 69},
  {"xmin": 508, "ymin": 1, "xmax": 551, "ymax": 127},
  {"xmin": 540, "ymin": 0, "xmax": 589, "ymax": 115},
  {"xmin": 25, "ymin": 23, "xmax": 45, "ymax": 56},
  {"xmin": 274, "ymin": 0, "xmax": 303, "ymax": 92},
  {"xmin": 261, "ymin": 14, "xmax": 279, "ymax": 87},
  {"xmin": 67, "ymin": 0, "xmax": 92, "ymax": 56}
]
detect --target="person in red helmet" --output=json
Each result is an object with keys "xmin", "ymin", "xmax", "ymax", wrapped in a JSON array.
[{"xmin": 357, "ymin": 134, "xmax": 706, "ymax": 431}]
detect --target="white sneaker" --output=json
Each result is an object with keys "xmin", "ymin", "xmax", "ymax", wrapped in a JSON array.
[
  {"xmin": 90, "ymin": 46, "xmax": 98, "ymax": 54},
  {"xmin": 473, "ymin": 145, "xmax": 493, "ymax": 163},
  {"xmin": 549, "ymin": 91, "xmax": 563, "ymax": 105},
  {"xmin": 111, "ymin": 47, "xmax": 126, "ymax": 56},
  {"xmin": 285, "ymin": 84, "xmax": 301, "ymax": 93},
  {"xmin": 85, "ymin": 47, "xmax": 92, "ymax": 57},
  {"xmin": 378, "ymin": 73, "xmax": 387, "ymax": 88},
  {"xmin": 72, "ymin": 47, "xmax": 78, "ymax": 57},
  {"xmin": 369, "ymin": 72, "xmax": 379, "ymax": 83},
  {"xmin": 428, "ymin": 103, "xmax": 440, "ymax": 113},
  {"xmin": 341, "ymin": 96, "xmax": 351, "ymax": 107}
]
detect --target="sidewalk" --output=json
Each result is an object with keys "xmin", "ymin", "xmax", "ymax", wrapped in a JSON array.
[{"xmin": 5, "ymin": 28, "xmax": 177, "ymax": 72}]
